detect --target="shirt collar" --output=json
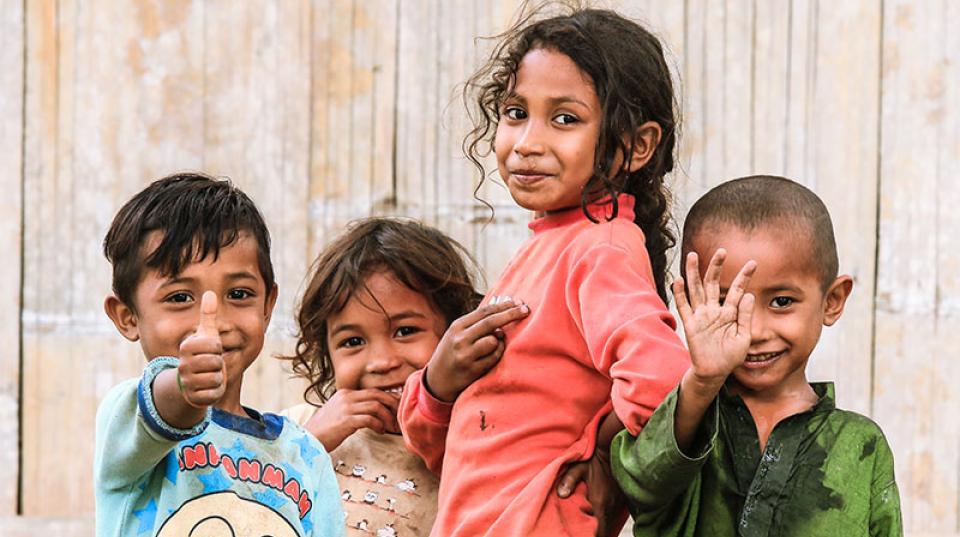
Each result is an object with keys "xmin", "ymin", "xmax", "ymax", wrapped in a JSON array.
[
  {"xmin": 809, "ymin": 381, "xmax": 836, "ymax": 412},
  {"xmin": 721, "ymin": 381, "xmax": 837, "ymax": 414},
  {"xmin": 528, "ymin": 193, "xmax": 636, "ymax": 234}
]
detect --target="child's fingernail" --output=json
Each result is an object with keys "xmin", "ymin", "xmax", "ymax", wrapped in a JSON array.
[{"xmin": 522, "ymin": 304, "xmax": 530, "ymax": 313}]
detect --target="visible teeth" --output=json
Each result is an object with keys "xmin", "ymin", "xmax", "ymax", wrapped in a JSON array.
[
  {"xmin": 385, "ymin": 387, "xmax": 403, "ymax": 395},
  {"xmin": 746, "ymin": 351, "xmax": 782, "ymax": 362}
]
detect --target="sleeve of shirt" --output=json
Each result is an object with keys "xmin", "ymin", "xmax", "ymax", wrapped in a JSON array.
[
  {"xmin": 611, "ymin": 386, "xmax": 718, "ymax": 533},
  {"xmin": 94, "ymin": 357, "xmax": 211, "ymax": 491},
  {"xmin": 869, "ymin": 432, "xmax": 904, "ymax": 537},
  {"xmin": 281, "ymin": 402, "xmax": 319, "ymax": 427},
  {"xmin": 397, "ymin": 368, "xmax": 452, "ymax": 475},
  {"xmin": 567, "ymin": 241, "xmax": 691, "ymax": 434},
  {"xmin": 295, "ymin": 424, "xmax": 347, "ymax": 537}
]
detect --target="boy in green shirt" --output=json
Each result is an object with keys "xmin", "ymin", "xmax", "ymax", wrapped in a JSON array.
[{"xmin": 612, "ymin": 175, "xmax": 902, "ymax": 536}]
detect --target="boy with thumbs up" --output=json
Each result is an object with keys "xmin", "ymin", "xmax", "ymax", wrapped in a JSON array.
[{"xmin": 95, "ymin": 173, "xmax": 345, "ymax": 537}]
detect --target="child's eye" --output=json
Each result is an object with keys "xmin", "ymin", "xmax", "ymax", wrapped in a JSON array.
[
  {"xmin": 770, "ymin": 296, "xmax": 794, "ymax": 309},
  {"xmin": 503, "ymin": 106, "xmax": 527, "ymax": 120},
  {"xmin": 227, "ymin": 289, "xmax": 254, "ymax": 300},
  {"xmin": 339, "ymin": 336, "xmax": 364, "ymax": 349},
  {"xmin": 166, "ymin": 292, "xmax": 193, "ymax": 304},
  {"xmin": 395, "ymin": 326, "xmax": 421, "ymax": 338},
  {"xmin": 554, "ymin": 113, "xmax": 579, "ymax": 125}
]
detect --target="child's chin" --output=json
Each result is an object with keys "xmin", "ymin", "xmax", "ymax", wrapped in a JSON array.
[{"xmin": 730, "ymin": 368, "xmax": 780, "ymax": 393}]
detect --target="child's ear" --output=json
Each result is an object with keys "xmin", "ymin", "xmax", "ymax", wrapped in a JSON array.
[
  {"xmin": 104, "ymin": 295, "xmax": 140, "ymax": 342},
  {"xmin": 822, "ymin": 275, "xmax": 854, "ymax": 326},
  {"xmin": 626, "ymin": 121, "xmax": 663, "ymax": 173},
  {"xmin": 262, "ymin": 283, "xmax": 279, "ymax": 329}
]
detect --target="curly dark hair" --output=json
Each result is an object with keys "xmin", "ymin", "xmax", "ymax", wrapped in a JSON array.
[
  {"xmin": 463, "ymin": 4, "xmax": 679, "ymax": 303},
  {"xmin": 283, "ymin": 218, "xmax": 483, "ymax": 404}
]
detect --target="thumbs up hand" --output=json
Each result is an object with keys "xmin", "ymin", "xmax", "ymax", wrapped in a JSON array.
[{"xmin": 177, "ymin": 291, "xmax": 227, "ymax": 408}]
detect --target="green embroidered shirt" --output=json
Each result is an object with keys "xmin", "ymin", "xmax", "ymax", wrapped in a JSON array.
[{"xmin": 611, "ymin": 383, "xmax": 902, "ymax": 537}]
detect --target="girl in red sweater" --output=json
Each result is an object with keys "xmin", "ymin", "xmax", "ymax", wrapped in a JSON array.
[{"xmin": 399, "ymin": 7, "xmax": 691, "ymax": 536}]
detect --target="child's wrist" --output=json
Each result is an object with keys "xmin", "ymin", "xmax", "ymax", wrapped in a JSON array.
[
  {"xmin": 423, "ymin": 366, "xmax": 456, "ymax": 403},
  {"xmin": 681, "ymin": 369, "xmax": 725, "ymax": 400}
]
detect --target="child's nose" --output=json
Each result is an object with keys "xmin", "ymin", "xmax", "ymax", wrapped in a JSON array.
[
  {"xmin": 749, "ymin": 310, "xmax": 773, "ymax": 343},
  {"xmin": 365, "ymin": 345, "xmax": 404, "ymax": 373},
  {"xmin": 514, "ymin": 123, "xmax": 546, "ymax": 156}
]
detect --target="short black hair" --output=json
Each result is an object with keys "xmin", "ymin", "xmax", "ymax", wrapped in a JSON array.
[
  {"xmin": 682, "ymin": 175, "xmax": 838, "ymax": 289},
  {"xmin": 103, "ymin": 172, "xmax": 275, "ymax": 311}
]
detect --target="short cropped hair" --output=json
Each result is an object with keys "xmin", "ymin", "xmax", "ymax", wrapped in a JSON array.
[
  {"xmin": 682, "ymin": 175, "xmax": 838, "ymax": 289},
  {"xmin": 103, "ymin": 172, "xmax": 275, "ymax": 311},
  {"xmin": 285, "ymin": 217, "xmax": 483, "ymax": 403}
]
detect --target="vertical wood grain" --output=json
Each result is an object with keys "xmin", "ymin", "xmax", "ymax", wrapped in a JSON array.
[
  {"xmin": 21, "ymin": 0, "xmax": 207, "ymax": 515},
  {"xmin": 6, "ymin": 1, "xmax": 958, "ymax": 533},
  {"xmin": 199, "ymin": 0, "xmax": 314, "ymax": 413},
  {"xmin": 308, "ymin": 0, "xmax": 398, "ymax": 261},
  {"xmin": 0, "ymin": 0, "xmax": 24, "ymax": 517},
  {"xmin": 874, "ymin": 0, "xmax": 960, "ymax": 531},
  {"xmin": 796, "ymin": 0, "xmax": 880, "ymax": 418}
]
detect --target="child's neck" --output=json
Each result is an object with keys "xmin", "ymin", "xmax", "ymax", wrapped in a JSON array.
[
  {"xmin": 727, "ymin": 375, "xmax": 818, "ymax": 453},
  {"xmin": 215, "ymin": 384, "xmax": 248, "ymax": 417}
]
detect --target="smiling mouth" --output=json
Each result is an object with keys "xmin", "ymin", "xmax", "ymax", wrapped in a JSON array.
[
  {"xmin": 744, "ymin": 350, "xmax": 785, "ymax": 366},
  {"xmin": 510, "ymin": 170, "xmax": 551, "ymax": 184},
  {"xmin": 383, "ymin": 386, "xmax": 403, "ymax": 396}
]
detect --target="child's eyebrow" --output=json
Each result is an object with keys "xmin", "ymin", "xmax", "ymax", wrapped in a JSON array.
[
  {"xmin": 545, "ymin": 95, "xmax": 591, "ymax": 109},
  {"xmin": 159, "ymin": 275, "xmax": 197, "ymax": 288},
  {"xmin": 502, "ymin": 91, "xmax": 525, "ymax": 104},
  {"xmin": 158, "ymin": 270, "xmax": 259, "ymax": 288},
  {"xmin": 503, "ymin": 91, "xmax": 591, "ymax": 110},
  {"xmin": 328, "ymin": 323, "xmax": 361, "ymax": 339},
  {"xmin": 328, "ymin": 311, "xmax": 432, "ymax": 338},
  {"xmin": 222, "ymin": 270, "xmax": 260, "ymax": 282},
  {"xmin": 763, "ymin": 284, "xmax": 805, "ymax": 295},
  {"xmin": 389, "ymin": 311, "xmax": 430, "ymax": 323}
]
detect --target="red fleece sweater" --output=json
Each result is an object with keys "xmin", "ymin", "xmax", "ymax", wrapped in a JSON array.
[{"xmin": 399, "ymin": 195, "xmax": 691, "ymax": 536}]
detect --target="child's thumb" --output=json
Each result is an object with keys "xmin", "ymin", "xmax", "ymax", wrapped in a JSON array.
[{"xmin": 197, "ymin": 291, "xmax": 219, "ymax": 336}]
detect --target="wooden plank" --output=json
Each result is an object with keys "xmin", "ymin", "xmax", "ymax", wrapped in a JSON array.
[
  {"xmin": 198, "ymin": 0, "xmax": 314, "ymax": 413},
  {"xmin": 394, "ymin": 0, "xmax": 441, "ymax": 224},
  {"xmin": 682, "ymin": 0, "xmax": 755, "ymax": 219},
  {"xmin": 21, "ymin": 0, "xmax": 206, "ymax": 516},
  {"xmin": 308, "ymin": 0, "xmax": 398, "ymax": 259},
  {"xmin": 874, "ymin": 0, "xmax": 959, "ymax": 532},
  {"xmin": 462, "ymin": 1, "xmax": 528, "ymax": 282},
  {"xmin": 750, "ymin": 0, "xmax": 790, "ymax": 173},
  {"xmin": 674, "ymin": 0, "xmax": 753, "ymax": 205},
  {"xmin": 796, "ymin": 1, "xmax": 880, "ymax": 417},
  {"xmin": 0, "ymin": 0, "xmax": 23, "ymax": 517},
  {"xmin": 783, "ymin": 0, "xmax": 814, "ymax": 182}
]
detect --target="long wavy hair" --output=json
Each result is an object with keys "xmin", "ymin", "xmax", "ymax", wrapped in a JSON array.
[
  {"xmin": 463, "ymin": 5, "xmax": 679, "ymax": 303},
  {"xmin": 282, "ymin": 218, "xmax": 482, "ymax": 404}
]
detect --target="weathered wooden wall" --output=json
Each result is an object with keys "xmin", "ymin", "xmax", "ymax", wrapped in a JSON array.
[{"xmin": 1, "ymin": 1, "xmax": 956, "ymax": 534}]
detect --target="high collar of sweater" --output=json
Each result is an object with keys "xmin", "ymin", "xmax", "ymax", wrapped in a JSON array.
[{"xmin": 528, "ymin": 193, "xmax": 636, "ymax": 234}]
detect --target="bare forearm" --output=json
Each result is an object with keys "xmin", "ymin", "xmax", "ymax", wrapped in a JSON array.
[
  {"xmin": 597, "ymin": 411, "xmax": 624, "ymax": 451},
  {"xmin": 152, "ymin": 369, "xmax": 208, "ymax": 429},
  {"xmin": 674, "ymin": 369, "xmax": 724, "ymax": 452}
]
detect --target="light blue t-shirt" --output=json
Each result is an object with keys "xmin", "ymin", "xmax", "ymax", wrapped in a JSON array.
[{"xmin": 94, "ymin": 357, "xmax": 345, "ymax": 537}]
